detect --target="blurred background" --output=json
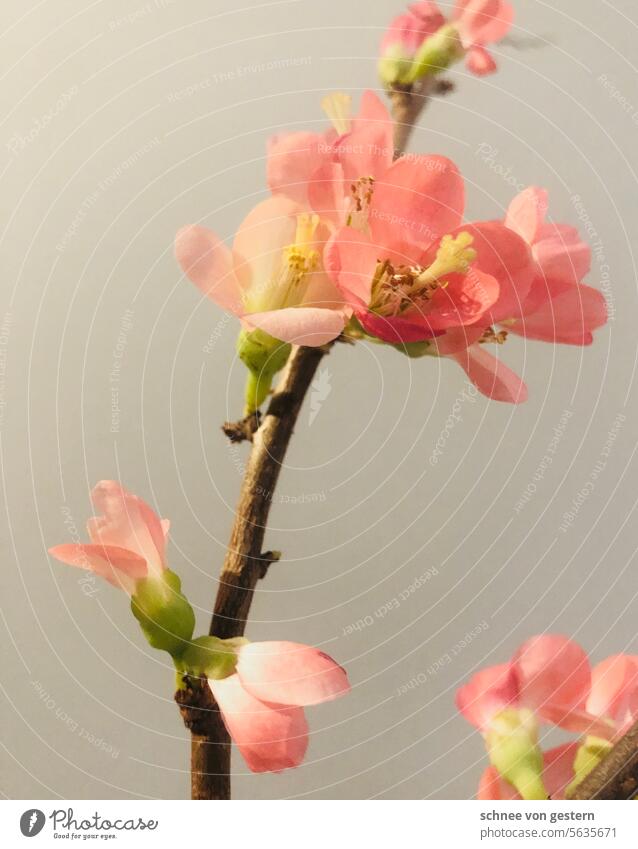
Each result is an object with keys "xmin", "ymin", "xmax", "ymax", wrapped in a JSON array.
[{"xmin": 1, "ymin": 0, "xmax": 637, "ymax": 800}]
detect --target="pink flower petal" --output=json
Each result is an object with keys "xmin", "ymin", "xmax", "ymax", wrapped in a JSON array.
[
  {"xmin": 466, "ymin": 45, "xmax": 497, "ymax": 76},
  {"xmin": 456, "ymin": 663, "xmax": 519, "ymax": 730},
  {"xmin": 506, "ymin": 281, "xmax": 607, "ymax": 345},
  {"xmin": 505, "ymin": 187, "xmax": 549, "ymax": 245},
  {"xmin": 324, "ymin": 227, "xmax": 379, "ymax": 307},
  {"xmin": 513, "ymin": 635, "xmax": 591, "ymax": 717},
  {"xmin": 533, "ymin": 223, "xmax": 591, "ymax": 286},
  {"xmin": 267, "ymin": 131, "xmax": 328, "ymax": 206},
  {"xmin": 242, "ymin": 306, "xmax": 346, "ymax": 346},
  {"xmin": 587, "ymin": 655, "xmax": 638, "ymax": 728},
  {"xmin": 369, "ymin": 155, "xmax": 465, "ymax": 248},
  {"xmin": 237, "ymin": 641, "xmax": 350, "ymax": 706},
  {"xmin": 175, "ymin": 225, "xmax": 243, "ymax": 313},
  {"xmin": 450, "ymin": 344, "xmax": 527, "ymax": 403},
  {"xmin": 478, "ymin": 766, "xmax": 520, "ymax": 800},
  {"xmin": 338, "ymin": 91, "xmax": 394, "ymax": 183},
  {"xmin": 87, "ymin": 481, "xmax": 166, "ymax": 576},
  {"xmin": 425, "ymin": 268, "xmax": 500, "ymax": 330},
  {"xmin": 209, "ymin": 675, "xmax": 309, "ymax": 773},
  {"xmin": 232, "ymin": 196, "xmax": 300, "ymax": 293},
  {"xmin": 455, "ymin": 0, "xmax": 514, "ymax": 45},
  {"xmin": 48, "ymin": 543, "xmax": 147, "ymax": 591},
  {"xmin": 543, "ymin": 743, "xmax": 579, "ymax": 800},
  {"xmin": 357, "ymin": 310, "xmax": 440, "ymax": 343}
]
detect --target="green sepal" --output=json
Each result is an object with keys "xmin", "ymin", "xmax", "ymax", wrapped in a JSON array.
[
  {"xmin": 378, "ymin": 45, "xmax": 414, "ymax": 87},
  {"xmin": 391, "ymin": 340, "xmax": 434, "ymax": 358},
  {"xmin": 486, "ymin": 709, "xmax": 548, "ymax": 801},
  {"xmin": 406, "ymin": 25, "xmax": 464, "ymax": 83},
  {"xmin": 237, "ymin": 328, "xmax": 291, "ymax": 415},
  {"xmin": 566, "ymin": 737, "xmax": 612, "ymax": 797},
  {"xmin": 131, "ymin": 569, "xmax": 195, "ymax": 657},
  {"xmin": 178, "ymin": 635, "xmax": 247, "ymax": 680}
]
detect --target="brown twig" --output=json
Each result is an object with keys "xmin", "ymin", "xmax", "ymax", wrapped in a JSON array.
[
  {"xmin": 569, "ymin": 720, "xmax": 638, "ymax": 800},
  {"xmin": 180, "ymin": 344, "xmax": 328, "ymax": 800},
  {"xmin": 388, "ymin": 77, "xmax": 453, "ymax": 157}
]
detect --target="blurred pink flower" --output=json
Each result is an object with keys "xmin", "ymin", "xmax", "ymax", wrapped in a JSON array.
[
  {"xmin": 209, "ymin": 641, "xmax": 350, "ymax": 772},
  {"xmin": 379, "ymin": 2, "xmax": 446, "ymax": 66},
  {"xmin": 175, "ymin": 196, "xmax": 348, "ymax": 347},
  {"xmin": 478, "ymin": 743, "xmax": 578, "ymax": 800},
  {"xmin": 452, "ymin": 0, "xmax": 514, "ymax": 75},
  {"xmin": 49, "ymin": 481, "xmax": 169, "ymax": 593}
]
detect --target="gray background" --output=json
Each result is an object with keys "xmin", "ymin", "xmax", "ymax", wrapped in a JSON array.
[{"xmin": 1, "ymin": 0, "xmax": 637, "ymax": 800}]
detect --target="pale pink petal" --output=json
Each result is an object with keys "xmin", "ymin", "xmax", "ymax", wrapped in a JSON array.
[
  {"xmin": 513, "ymin": 635, "xmax": 591, "ymax": 717},
  {"xmin": 307, "ymin": 161, "xmax": 347, "ymax": 229},
  {"xmin": 456, "ymin": 663, "xmax": 519, "ymax": 730},
  {"xmin": 538, "ymin": 704, "xmax": 616, "ymax": 742},
  {"xmin": 338, "ymin": 91, "xmax": 394, "ymax": 182},
  {"xmin": 431, "ymin": 324, "xmax": 485, "ymax": 355},
  {"xmin": 48, "ymin": 543, "xmax": 147, "ymax": 591},
  {"xmin": 478, "ymin": 766, "xmax": 520, "ymax": 800},
  {"xmin": 209, "ymin": 675, "xmax": 308, "ymax": 773},
  {"xmin": 451, "ymin": 344, "xmax": 527, "ymax": 403},
  {"xmin": 506, "ymin": 281, "xmax": 607, "ymax": 345},
  {"xmin": 175, "ymin": 225, "xmax": 243, "ymax": 313},
  {"xmin": 466, "ymin": 45, "xmax": 497, "ymax": 76},
  {"xmin": 87, "ymin": 481, "xmax": 166, "ymax": 576},
  {"xmin": 267, "ymin": 131, "xmax": 328, "ymax": 206},
  {"xmin": 543, "ymin": 744, "xmax": 578, "ymax": 800},
  {"xmin": 382, "ymin": 6, "xmax": 445, "ymax": 57},
  {"xmin": 232, "ymin": 196, "xmax": 300, "ymax": 293},
  {"xmin": 505, "ymin": 187, "xmax": 549, "ymax": 245},
  {"xmin": 456, "ymin": 0, "xmax": 514, "ymax": 45},
  {"xmin": 587, "ymin": 655, "xmax": 638, "ymax": 727},
  {"xmin": 237, "ymin": 641, "xmax": 350, "ymax": 707},
  {"xmin": 242, "ymin": 306, "xmax": 346, "ymax": 346},
  {"xmin": 369, "ymin": 155, "xmax": 465, "ymax": 248}
]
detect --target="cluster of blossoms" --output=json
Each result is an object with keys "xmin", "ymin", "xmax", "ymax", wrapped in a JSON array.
[
  {"xmin": 457, "ymin": 635, "xmax": 638, "ymax": 799},
  {"xmin": 49, "ymin": 482, "xmax": 349, "ymax": 773},
  {"xmin": 177, "ymin": 90, "xmax": 606, "ymax": 409},
  {"xmin": 379, "ymin": 0, "xmax": 515, "ymax": 84}
]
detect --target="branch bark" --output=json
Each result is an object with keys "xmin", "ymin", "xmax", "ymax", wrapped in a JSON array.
[
  {"xmin": 180, "ymin": 344, "xmax": 328, "ymax": 800},
  {"xmin": 569, "ymin": 720, "xmax": 638, "ymax": 800}
]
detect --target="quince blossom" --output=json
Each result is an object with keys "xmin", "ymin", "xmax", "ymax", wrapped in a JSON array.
[{"xmin": 209, "ymin": 640, "xmax": 350, "ymax": 772}]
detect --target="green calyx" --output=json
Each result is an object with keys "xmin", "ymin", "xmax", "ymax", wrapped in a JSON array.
[
  {"xmin": 378, "ymin": 45, "xmax": 415, "ymax": 87},
  {"xmin": 406, "ymin": 25, "xmax": 464, "ymax": 84},
  {"xmin": 486, "ymin": 709, "xmax": 548, "ymax": 801},
  {"xmin": 177, "ymin": 635, "xmax": 247, "ymax": 680},
  {"xmin": 237, "ymin": 328, "xmax": 292, "ymax": 415},
  {"xmin": 566, "ymin": 737, "xmax": 612, "ymax": 797},
  {"xmin": 131, "ymin": 569, "xmax": 195, "ymax": 657}
]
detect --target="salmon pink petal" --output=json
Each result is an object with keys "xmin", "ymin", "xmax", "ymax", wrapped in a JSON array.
[
  {"xmin": 466, "ymin": 45, "xmax": 497, "ymax": 75},
  {"xmin": 324, "ymin": 227, "xmax": 379, "ymax": 307},
  {"xmin": 538, "ymin": 704, "xmax": 616, "ymax": 741},
  {"xmin": 587, "ymin": 655, "xmax": 638, "ymax": 727},
  {"xmin": 543, "ymin": 743, "xmax": 578, "ymax": 800},
  {"xmin": 456, "ymin": 663, "xmax": 519, "ymax": 729},
  {"xmin": 370, "ymin": 155, "xmax": 465, "ymax": 248},
  {"xmin": 209, "ymin": 675, "xmax": 309, "ymax": 773},
  {"xmin": 431, "ymin": 325, "xmax": 485, "ymax": 355},
  {"xmin": 426, "ymin": 269, "xmax": 499, "ymax": 330},
  {"xmin": 451, "ymin": 344, "xmax": 527, "ymax": 403},
  {"xmin": 232, "ymin": 196, "xmax": 299, "ymax": 294},
  {"xmin": 242, "ymin": 307, "xmax": 346, "ymax": 346},
  {"xmin": 339, "ymin": 91, "xmax": 394, "ymax": 183},
  {"xmin": 307, "ymin": 161, "xmax": 347, "ymax": 229},
  {"xmin": 48, "ymin": 543, "xmax": 147, "ymax": 590},
  {"xmin": 507, "ymin": 282, "xmax": 607, "ymax": 345},
  {"xmin": 87, "ymin": 481, "xmax": 166, "ymax": 576},
  {"xmin": 456, "ymin": 0, "xmax": 514, "ymax": 46},
  {"xmin": 267, "ymin": 131, "xmax": 328, "ymax": 205},
  {"xmin": 533, "ymin": 223, "xmax": 591, "ymax": 285},
  {"xmin": 236, "ymin": 641, "xmax": 350, "ymax": 706},
  {"xmin": 513, "ymin": 635, "xmax": 591, "ymax": 716},
  {"xmin": 175, "ymin": 225, "xmax": 243, "ymax": 314},
  {"xmin": 505, "ymin": 187, "xmax": 549, "ymax": 245},
  {"xmin": 454, "ymin": 222, "xmax": 535, "ymax": 322},
  {"xmin": 358, "ymin": 310, "xmax": 440, "ymax": 343},
  {"xmin": 478, "ymin": 766, "xmax": 519, "ymax": 800}
]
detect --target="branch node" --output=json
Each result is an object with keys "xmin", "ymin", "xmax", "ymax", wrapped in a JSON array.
[
  {"xmin": 257, "ymin": 550, "xmax": 281, "ymax": 579},
  {"xmin": 222, "ymin": 412, "xmax": 261, "ymax": 443}
]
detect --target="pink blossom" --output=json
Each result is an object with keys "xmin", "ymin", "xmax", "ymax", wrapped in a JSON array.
[
  {"xmin": 478, "ymin": 743, "xmax": 578, "ymax": 800},
  {"xmin": 502, "ymin": 187, "xmax": 607, "ymax": 345},
  {"xmin": 209, "ymin": 641, "xmax": 350, "ymax": 773},
  {"xmin": 452, "ymin": 0, "xmax": 514, "ymax": 76},
  {"xmin": 379, "ymin": 2, "xmax": 446, "ymax": 64},
  {"xmin": 175, "ymin": 196, "xmax": 348, "ymax": 347},
  {"xmin": 456, "ymin": 635, "xmax": 615, "ymax": 741},
  {"xmin": 49, "ymin": 481, "xmax": 169, "ymax": 593}
]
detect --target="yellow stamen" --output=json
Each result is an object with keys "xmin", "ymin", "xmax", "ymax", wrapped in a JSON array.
[
  {"xmin": 321, "ymin": 92, "xmax": 352, "ymax": 135},
  {"xmin": 414, "ymin": 231, "xmax": 477, "ymax": 289}
]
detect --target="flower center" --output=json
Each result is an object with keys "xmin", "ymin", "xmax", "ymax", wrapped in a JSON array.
[
  {"xmin": 369, "ymin": 231, "xmax": 477, "ymax": 316},
  {"xmin": 276, "ymin": 213, "xmax": 321, "ymax": 308}
]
